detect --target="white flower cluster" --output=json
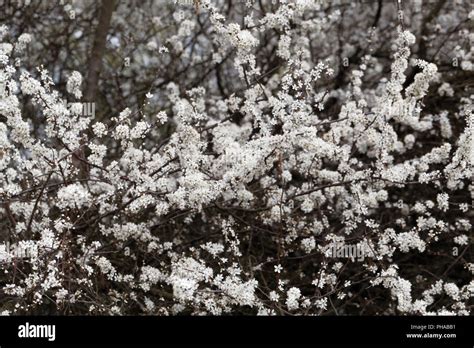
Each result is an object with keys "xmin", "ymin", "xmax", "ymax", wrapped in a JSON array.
[
  {"xmin": 66, "ymin": 71, "xmax": 83, "ymax": 99},
  {"xmin": 57, "ymin": 183, "xmax": 91, "ymax": 210}
]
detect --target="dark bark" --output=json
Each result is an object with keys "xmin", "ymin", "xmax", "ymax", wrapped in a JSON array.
[{"xmin": 84, "ymin": 0, "xmax": 116, "ymax": 102}]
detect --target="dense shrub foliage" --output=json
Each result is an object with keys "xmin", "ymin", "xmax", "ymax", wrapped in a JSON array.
[{"xmin": 0, "ymin": 0, "xmax": 473, "ymax": 315}]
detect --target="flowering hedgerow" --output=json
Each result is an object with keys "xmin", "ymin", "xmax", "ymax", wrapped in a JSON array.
[{"xmin": 0, "ymin": 0, "xmax": 473, "ymax": 315}]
